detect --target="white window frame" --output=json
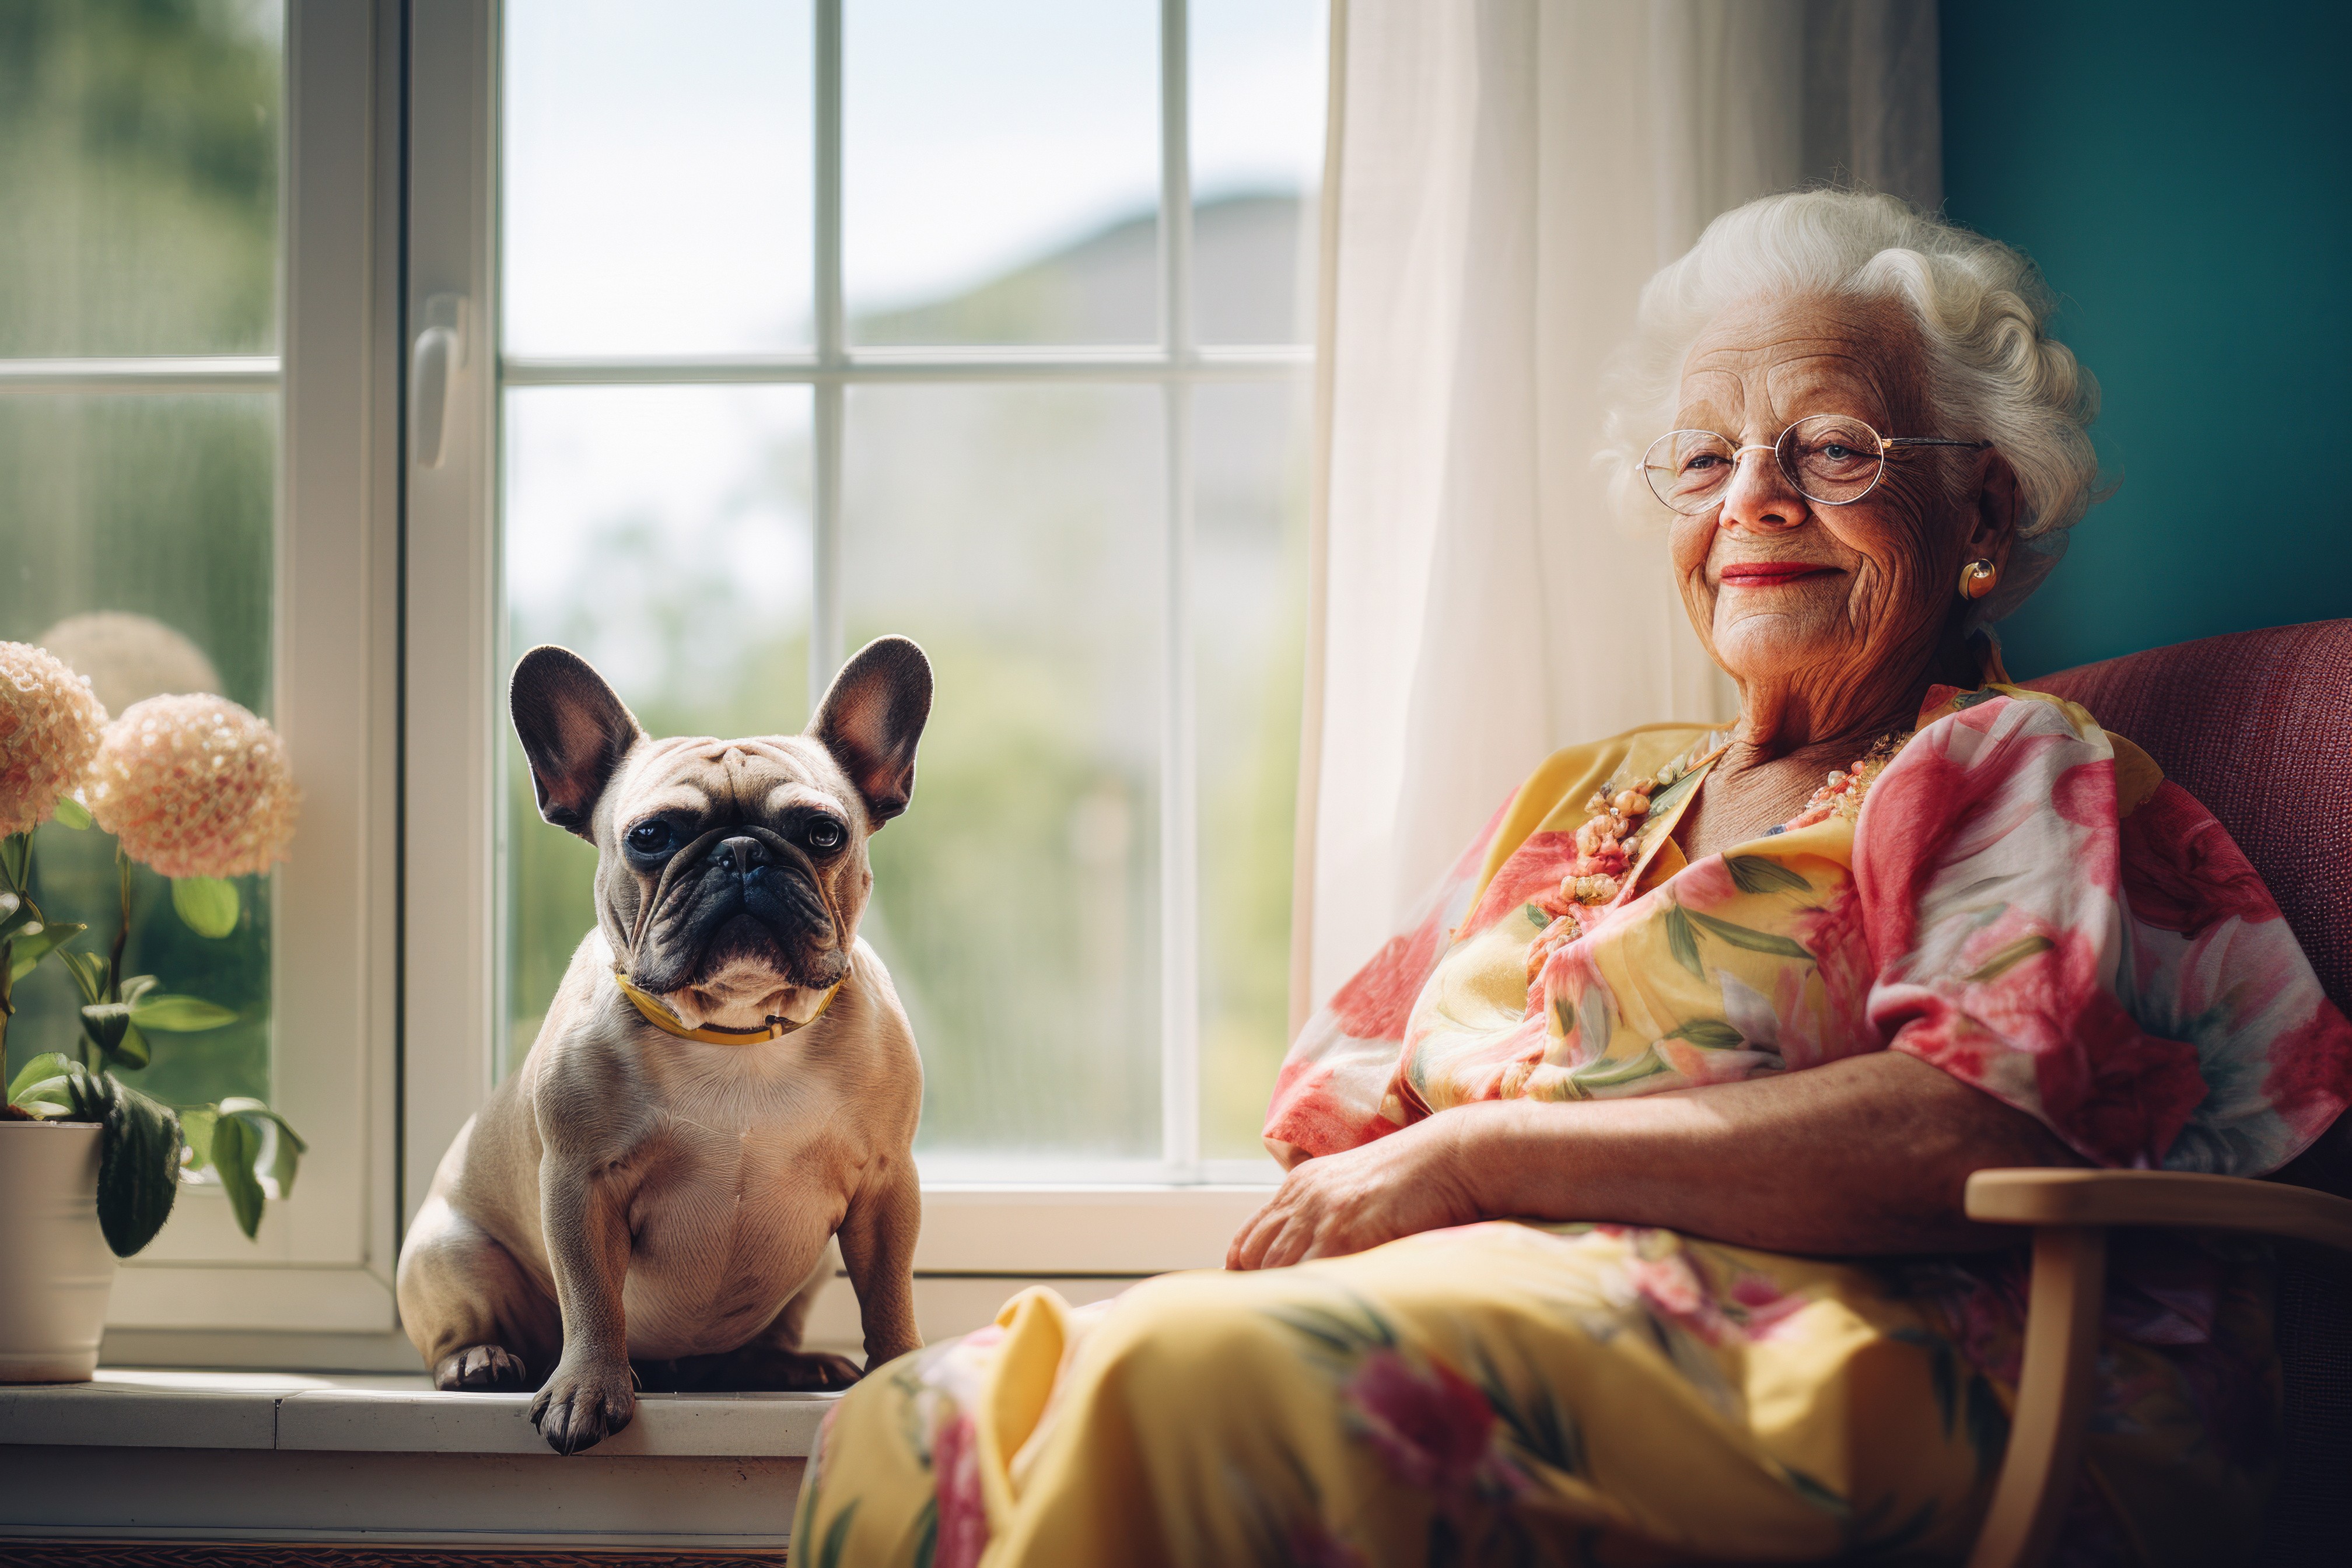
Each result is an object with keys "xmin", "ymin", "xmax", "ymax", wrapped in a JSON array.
[
  {"xmin": 402, "ymin": 0, "xmax": 1314, "ymax": 1278},
  {"xmin": 1, "ymin": 2, "xmax": 405, "ymax": 1349}
]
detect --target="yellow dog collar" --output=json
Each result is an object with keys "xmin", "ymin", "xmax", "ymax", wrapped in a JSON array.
[{"xmin": 611, "ymin": 970, "xmax": 843, "ymax": 1045}]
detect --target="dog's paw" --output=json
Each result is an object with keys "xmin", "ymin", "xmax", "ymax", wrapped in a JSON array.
[
  {"xmin": 434, "ymin": 1343, "xmax": 530, "ymax": 1391},
  {"xmin": 718, "ymin": 1345, "xmax": 867, "ymax": 1391},
  {"xmin": 529, "ymin": 1356, "xmax": 636, "ymax": 1454},
  {"xmin": 780, "ymin": 1349, "xmax": 866, "ymax": 1391}
]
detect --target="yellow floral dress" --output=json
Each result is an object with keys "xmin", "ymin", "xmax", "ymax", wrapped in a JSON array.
[{"xmin": 796, "ymin": 687, "xmax": 2351, "ymax": 1567}]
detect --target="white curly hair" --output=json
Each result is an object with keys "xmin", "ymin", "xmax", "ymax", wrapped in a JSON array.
[{"xmin": 1601, "ymin": 189, "xmax": 2104, "ymax": 624}]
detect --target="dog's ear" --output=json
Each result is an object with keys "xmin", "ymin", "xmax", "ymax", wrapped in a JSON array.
[
  {"xmin": 808, "ymin": 636, "xmax": 932, "ymax": 828},
  {"xmin": 510, "ymin": 646, "xmax": 642, "ymax": 838}
]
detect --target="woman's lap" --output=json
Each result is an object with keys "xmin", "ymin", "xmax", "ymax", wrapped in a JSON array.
[{"xmin": 796, "ymin": 1221, "xmax": 2021, "ymax": 1567}]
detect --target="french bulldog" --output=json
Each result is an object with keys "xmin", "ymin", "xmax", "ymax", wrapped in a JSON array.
[{"xmin": 396, "ymin": 636, "xmax": 931, "ymax": 1454}]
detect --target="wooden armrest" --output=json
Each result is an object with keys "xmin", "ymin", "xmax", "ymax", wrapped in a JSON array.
[
  {"xmin": 1966, "ymin": 1167, "xmax": 2352, "ymax": 1254},
  {"xmin": 1962, "ymin": 1166, "xmax": 2352, "ymax": 1568}
]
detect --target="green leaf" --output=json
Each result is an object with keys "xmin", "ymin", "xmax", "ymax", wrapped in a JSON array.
[
  {"xmin": 1646, "ymin": 765, "xmax": 1704, "ymax": 818},
  {"xmin": 1465, "ymin": 1343, "xmax": 1585, "ymax": 1476},
  {"xmin": 1523, "ymin": 901, "xmax": 1549, "ymax": 929},
  {"xmin": 1266, "ymin": 1304, "xmax": 1387, "ymax": 1356},
  {"xmin": 80, "ymin": 999, "xmax": 131, "ymax": 1053},
  {"xmin": 1664, "ymin": 904, "xmax": 1703, "ymax": 978},
  {"xmin": 79, "ymin": 1002, "xmax": 152, "ymax": 1070},
  {"xmin": 7, "ymin": 1051, "xmax": 76, "ymax": 1113},
  {"xmin": 58, "ymin": 949, "xmax": 109, "ymax": 1005},
  {"xmin": 170, "ymin": 876, "xmax": 240, "ymax": 939},
  {"xmin": 222, "ymin": 1097, "xmax": 309, "ymax": 1199},
  {"xmin": 911, "ymin": 1499, "xmax": 937, "ymax": 1568},
  {"xmin": 1, "ymin": 832, "xmax": 29, "ymax": 889},
  {"xmin": 1684, "ymin": 908, "xmax": 1817, "ymax": 962},
  {"xmin": 1572, "ymin": 1045, "xmax": 1666, "ymax": 1089},
  {"xmin": 128, "ymin": 993, "xmax": 239, "ymax": 1032},
  {"xmin": 177, "ymin": 1107, "xmax": 218, "ymax": 1173},
  {"xmin": 65, "ymin": 1067, "xmax": 181, "ymax": 1257},
  {"xmin": 816, "ymin": 1499, "xmax": 860, "ymax": 1568},
  {"xmin": 50, "ymin": 795, "xmax": 91, "ymax": 830},
  {"xmin": 270, "ymin": 1124, "xmax": 304, "ymax": 1198},
  {"xmin": 211, "ymin": 1113, "xmax": 266, "ymax": 1238},
  {"xmin": 1723, "ymin": 854, "xmax": 1812, "ymax": 897},
  {"xmin": 8, "ymin": 920, "xmax": 86, "ymax": 982},
  {"xmin": 1783, "ymin": 1466, "xmax": 1853, "ymax": 1520},
  {"xmin": 1965, "ymin": 933, "xmax": 2054, "ymax": 984},
  {"xmin": 1662, "ymin": 1018, "xmax": 1747, "ymax": 1050}
]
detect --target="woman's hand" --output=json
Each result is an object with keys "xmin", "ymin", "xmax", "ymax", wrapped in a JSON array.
[{"xmin": 1226, "ymin": 1108, "xmax": 1493, "ymax": 1270}]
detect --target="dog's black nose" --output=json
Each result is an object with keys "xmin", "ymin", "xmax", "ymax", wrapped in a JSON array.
[{"xmin": 713, "ymin": 835, "xmax": 769, "ymax": 874}]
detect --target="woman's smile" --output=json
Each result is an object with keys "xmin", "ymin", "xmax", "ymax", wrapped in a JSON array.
[{"xmin": 1717, "ymin": 559, "xmax": 1842, "ymax": 587}]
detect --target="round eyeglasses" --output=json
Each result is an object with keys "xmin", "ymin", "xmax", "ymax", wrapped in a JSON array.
[{"xmin": 1641, "ymin": 414, "xmax": 1991, "ymax": 514}]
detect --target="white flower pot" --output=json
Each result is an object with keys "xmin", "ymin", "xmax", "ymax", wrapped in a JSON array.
[{"xmin": 0, "ymin": 1119, "xmax": 116, "ymax": 1382}]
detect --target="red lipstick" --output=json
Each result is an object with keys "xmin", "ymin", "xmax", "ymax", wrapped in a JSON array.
[{"xmin": 1718, "ymin": 561, "xmax": 1836, "ymax": 586}]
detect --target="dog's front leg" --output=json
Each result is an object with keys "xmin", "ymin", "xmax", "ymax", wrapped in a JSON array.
[
  {"xmin": 530, "ymin": 1150, "xmax": 638, "ymax": 1454},
  {"xmin": 838, "ymin": 1156, "xmax": 923, "ymax": 1372}
]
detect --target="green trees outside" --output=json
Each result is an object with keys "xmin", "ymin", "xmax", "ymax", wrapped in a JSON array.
[{"xmin": 0, "ymin": 0, "xmax": 281, "ymax": 1110}]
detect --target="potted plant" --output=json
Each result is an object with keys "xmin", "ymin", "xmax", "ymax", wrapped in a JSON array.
[{"xmin": 1, "ymin": 639, "xmax": 305, "ymax": 1382}]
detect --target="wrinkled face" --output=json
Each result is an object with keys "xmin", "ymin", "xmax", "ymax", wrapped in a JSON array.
[
  {"xmin": 593, "ymin": 736, "xmax": 872, "ymax": 1005},
  {"xmin": 1667, "ymin": 293, "xmax": 1989, "ymax": 710}
]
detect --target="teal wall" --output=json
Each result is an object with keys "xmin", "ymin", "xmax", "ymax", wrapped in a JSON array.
[{"xmin": 1940, "ymin": 0, "xmax": 2352, "ymax": 676}]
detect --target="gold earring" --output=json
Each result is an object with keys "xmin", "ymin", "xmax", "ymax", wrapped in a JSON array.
[{"xmin": 1959, "ymin": 559, "xmax": 1997, "ymax": 601}]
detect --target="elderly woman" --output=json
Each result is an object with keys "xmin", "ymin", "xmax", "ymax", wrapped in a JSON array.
[{"xmin": 797, "ymin": 192, "xmax": 2352, "ymax": 1566}]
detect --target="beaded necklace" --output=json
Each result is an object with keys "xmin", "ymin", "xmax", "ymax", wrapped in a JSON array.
[{"xmin": 1521, "ymin": 727, "xmax": 1913, "ymax": 983}]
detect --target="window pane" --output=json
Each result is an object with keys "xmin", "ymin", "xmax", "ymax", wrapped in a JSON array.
[
  {"xmin": 1192, "ymin": 0, "xmax": 1325, "ymax": 345},
  {"xmin": 1196, "ymin": 381, "xmax": 1309, "ymax": 1160},
  {"xmin": 503, "ymin": 0, "xmax": 816, "ymax": 356},
  {"xmin": 0, "ymin": 0, "xmax": 281, "ymax": 357},
  {"xmin": 501, "ymin": 386, "xmax": 815, "ymax": 1075},
  {"xmin": 843, "ymin": 386, "xmax": 1164, "ymax": 1164},
  {"xmin": 0, "ymin": 394, "xmax": 278, "ymax": 1108},
  {"xmin": 846, "ymin": 1, "xmax": 1160, "ymax": 346}
]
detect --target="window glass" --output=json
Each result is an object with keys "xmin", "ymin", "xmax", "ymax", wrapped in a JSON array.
[
  {"xmin": 844, "ymin": 385, "xmax": 1164, "ymax": 1167},
  {"xmin": 0, "ymin": 0, "xmax": 282, "ymax": 1115},
  {"xmin": 496, "ymin": 6, "xmax": 1322, "ymax": 1180},
  {"xmin": 0, "ymin": 0, "xmax": 280, "ymax": 358},
  {"xmin": 1191, "ymin": 0, "xmax": 1325, "ymax": 344},
  {"xmin": 846, "ymin": 0, "xmax": 1161, "ymax": 346},
  {"xmin": 1195, "ymin": 380, "xmax": 1310, "ymax": 1158},
  {"xmin": 0, "ymin": 393, "xmax": 279, "ymax": 1107},
  {"xmin": 503, "ymin": 0, "xmax": 816, "ymax": 356},
  {"xmin": 500, "ymin": 385, "xmax": 816, "ymax": 1075}
]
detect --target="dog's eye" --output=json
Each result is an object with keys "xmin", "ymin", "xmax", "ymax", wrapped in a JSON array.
[
  {"xmin": 804, "ymin": 818, "xmax": 845, "ymax": 853},
  {"xmin": 626, "ymin": 820, "xmax": 674, "ymax": 856}
]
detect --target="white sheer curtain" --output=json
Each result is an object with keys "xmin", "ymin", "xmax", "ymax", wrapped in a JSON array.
[{"xmin": 1291, "ymin": 0, "xmax": 1944, "ymax": 1027}]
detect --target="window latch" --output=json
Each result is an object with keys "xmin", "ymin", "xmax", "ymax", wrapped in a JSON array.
[{"xmin": 410, "ymin": 293, "xmax": 471, "ymax": 470}]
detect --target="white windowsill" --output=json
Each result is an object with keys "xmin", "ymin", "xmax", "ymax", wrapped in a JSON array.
[
  {"xmin": 5, "ymin": 1186, "xmax": 1281, "ymax": 1541},
  {"xmin": 1, "ymin": 1370, "xmax": 829, "ymax": 1549},
  {"xmin": 5, "ymin": 1368, "xmax": 835, "ymax": 1456}
]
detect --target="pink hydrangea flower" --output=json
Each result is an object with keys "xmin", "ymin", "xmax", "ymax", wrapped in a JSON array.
[
  {"xmin": 87, "ymin": 694, "xmax": 300, "ymax": 878},
  {"xmin": 0, "ymin": 640, "xmax": 109, "ymax": 838},
  {"xmin": 32, "ymin": 611, "xmax": 222, "ymax": 718}
]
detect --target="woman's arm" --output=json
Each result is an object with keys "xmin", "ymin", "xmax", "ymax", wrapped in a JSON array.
[{"xmin": 1227, "ymin": 1051, "xmax": 2081, "ymax": 1270}]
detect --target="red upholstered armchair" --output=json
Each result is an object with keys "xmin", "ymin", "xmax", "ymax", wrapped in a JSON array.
[{"xmin": 1963, "ymin": 620, "xmax": 2352, "ymax": 1568}]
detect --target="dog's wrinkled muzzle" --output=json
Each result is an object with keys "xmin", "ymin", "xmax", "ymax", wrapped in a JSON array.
[{"xmin": 625, "ymin": 824, "xmax": 844, "ymax": 995}]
